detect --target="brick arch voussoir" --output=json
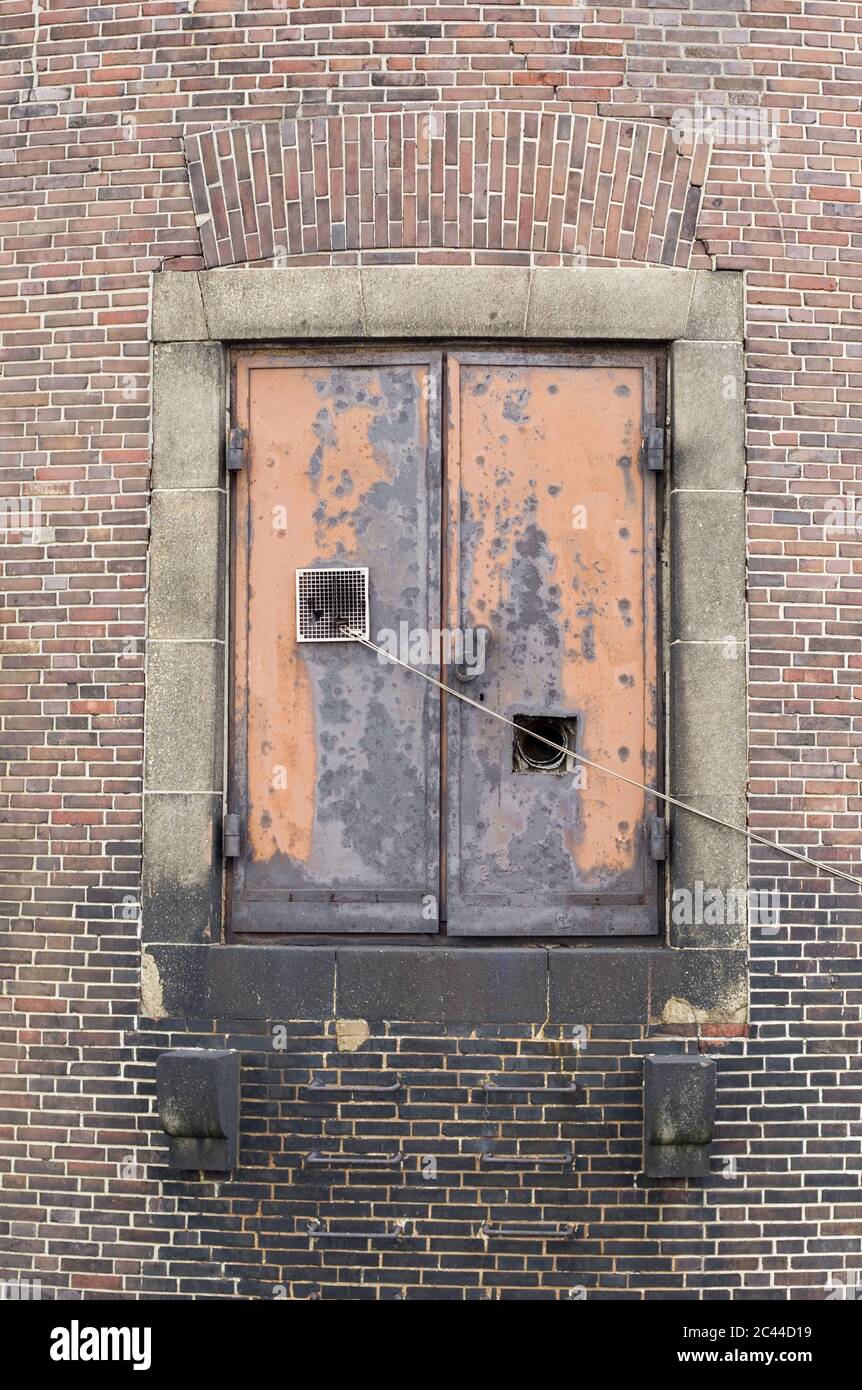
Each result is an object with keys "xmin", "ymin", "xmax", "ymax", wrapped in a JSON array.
[{"xmin": 185, "ymin": 111, "xmax": 709, "ymax": 272}]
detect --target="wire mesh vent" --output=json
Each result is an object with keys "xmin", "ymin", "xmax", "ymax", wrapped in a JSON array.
[{"xmin": 295, "ymin": 567, "xmax": 369, "ymax": 643}]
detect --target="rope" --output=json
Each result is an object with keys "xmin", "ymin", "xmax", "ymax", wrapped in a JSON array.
[{"xmin": 341, "ymin": 628, "xmax": 862, "ymax": 892}]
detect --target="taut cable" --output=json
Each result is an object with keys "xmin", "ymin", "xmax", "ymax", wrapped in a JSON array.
[{"xmin": 341, "ymin": 627, "xmax": 862, "ymax": 892}]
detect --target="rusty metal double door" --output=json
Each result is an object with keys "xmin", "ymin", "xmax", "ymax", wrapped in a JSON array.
[{"xmin": 230, "ymin": 347, "xmax": 661, "ymax": 936}]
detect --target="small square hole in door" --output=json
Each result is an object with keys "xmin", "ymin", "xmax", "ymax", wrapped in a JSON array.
[{"xmin": 512, "ymin": 716, "xmax": 578, "ymax": 775}]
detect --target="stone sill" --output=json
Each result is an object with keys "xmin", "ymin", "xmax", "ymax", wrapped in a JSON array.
[{"xmin": 142, "ymin": 943, "xmax": 747, "ymax": 1027}]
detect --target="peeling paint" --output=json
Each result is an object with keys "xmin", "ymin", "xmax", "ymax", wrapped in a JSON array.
[
  {"xmin": 335, "ymin": 1018, "xmax": 370, "ymax": 1051},
  {"xmin": 231, "ymin": 354, "xmax": 440, "ymax": 931},
  {"xmin": 231, "ymin": 350, "xmax": 659, "ymax": 936},
  {"xmin": 447, "ymin": 355, "xmax": 659, "ymax": 930},
  {"xmin": 141, "ymin": 949, "xmax": 165, "ymax": 1019},
  {"xmin": 660, "ymin": 995, "xmax": 747, "ymax": 1027}
]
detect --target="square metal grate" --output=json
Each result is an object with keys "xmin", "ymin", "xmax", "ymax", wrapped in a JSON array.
[{"xmin": 295, "ymin": 567, "xmax": 370, "ymax": 643}]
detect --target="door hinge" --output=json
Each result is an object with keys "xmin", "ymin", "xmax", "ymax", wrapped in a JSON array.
[
  {"xmin": 644, "ymin": 425, "xmax": 665, "ymax": 472},
  {"xmin": 223, "ymin": 812, "xmax": 241, "ymax": 859},
  {"xmin": 648, "ymin": 814, "xmax": 668, "ymax": 861},
  {"xmin": 226, "ymin": 427, "xmax": 247, "ymax": 473}
]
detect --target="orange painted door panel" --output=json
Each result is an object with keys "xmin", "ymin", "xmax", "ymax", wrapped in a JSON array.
[
  {"xmin": 230, "ymin": 352, "xmax": 442, "ymax": 932},
  {"xmin": 230, "ymin": 347, "xmax": 661, "ymax": 937},
  {"xmin": 444, "ymin": 352, "xmax": 661, "ymax": 935}
]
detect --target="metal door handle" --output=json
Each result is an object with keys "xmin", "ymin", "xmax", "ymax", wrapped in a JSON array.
[{"xmin": 452, "ymin": 626, "xmax": 489, "ymax": 681}]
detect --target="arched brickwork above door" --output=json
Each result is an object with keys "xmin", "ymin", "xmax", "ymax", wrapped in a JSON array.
[{"xmin": 185, "ymin": 111, "xmax": 710, "ymax": 271}]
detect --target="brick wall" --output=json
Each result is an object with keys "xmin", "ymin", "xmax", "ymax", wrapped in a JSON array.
[{"xmin": 1, "ymin": 3, "xmax": 860, "ymax": 1299}]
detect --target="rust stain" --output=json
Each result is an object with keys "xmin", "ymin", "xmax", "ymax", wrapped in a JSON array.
[
  {"xmin": 232, "ymin": 349, "xmax": 657, "ymax": 934},
  {"xmin": 245, "ymin": 364, "xmax": 428, "ymax": 865},
  {"xmin": 452, "ymin": 362, "xmax": 653, "ymax": 890}
]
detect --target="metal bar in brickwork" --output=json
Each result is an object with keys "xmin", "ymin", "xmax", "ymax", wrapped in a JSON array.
[
  {"xmin": 304, "ymin": 1218, "xmax": 414, "ymax": 1242},
  {"xmin": 302, "ymin": 1076, "xmax": 402, "ymax": 1099},
  {"xmin": 481, "ymin": 1079, "xmax": 578, "ymax": 1101},
  {"xmin": 479, "ymin": 1221, "xmax": 580, "ymax": 1240},
  {"xmin": 479, "ymin": 1149, "xmax": 576, "ymax": 1170},
  {"xmin": 303, "ymin": 1149, "xmax": 404, "ymax": 1168}
]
